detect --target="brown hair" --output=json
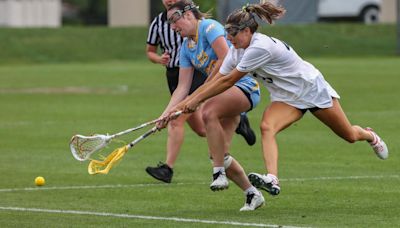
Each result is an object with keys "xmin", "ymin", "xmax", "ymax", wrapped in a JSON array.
[
  {"xmin": 168, "ymin": 0, "xmax": 211, "ymax": 20},
  {"xmin": 226, "ymin": 1, "xmax": 286, "ymax": 33}
]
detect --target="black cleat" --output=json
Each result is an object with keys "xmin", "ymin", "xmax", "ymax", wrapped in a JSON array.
[
  {"xmin": 145, "ymin": 162, "xmax": 173, "ymax": 183},
  {"xmin": 248, "ymin": 173, "xmax": 280, "ymax": 196},
  {"xmin": 235, "ymin": 114, "xmax": 256, "ymax": 146}
]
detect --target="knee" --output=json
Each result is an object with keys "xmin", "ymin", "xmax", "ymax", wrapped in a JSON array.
[
  {"xmin": 194, "ymin": 129, "xmax": 206, "ymax": 137},
  {"xmin": 168, "ymin": 118, "xmax": 184, "ymax": 130},
  {"xmin": 260, "ymin": 121, "xmax": 276, "ymax": 136},
  {"xmin": 190, "ymin": 123, "xmax": 206, "ymax": 137},
  {"xmin": 201, "ymin": 109, "xmax": 218, "ymax": 126}
]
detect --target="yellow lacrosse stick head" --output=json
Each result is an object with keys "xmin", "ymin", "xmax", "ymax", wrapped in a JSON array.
[{"xmin": 88, "ymin": 145, "xmax": 128, "ymax": 175}]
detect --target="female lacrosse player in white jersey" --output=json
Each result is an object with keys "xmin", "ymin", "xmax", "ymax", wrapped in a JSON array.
[{"xmin": 173, "ymin": 1, "xmax": 389, "ymax": 197}]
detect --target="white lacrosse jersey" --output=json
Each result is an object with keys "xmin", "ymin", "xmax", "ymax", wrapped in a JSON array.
[{"xmin": 220, "ymin": 32, "xmax": 339, "ymax": 109}]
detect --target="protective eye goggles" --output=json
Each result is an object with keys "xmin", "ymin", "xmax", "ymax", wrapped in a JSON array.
[
  {"xmin": 224, "ymin": 24, "xmax": 247, "ymax": 37},
  {"xmin": 167, "ymin": 3, "xmax": 199, "ymax": 24},
  {"xmin": 225, "ymin": 17, "xmax": 255, "ymax": 37}
]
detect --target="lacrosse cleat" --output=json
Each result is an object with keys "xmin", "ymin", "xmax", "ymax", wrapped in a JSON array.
[
  {"xmin": 365, "ymin": 127, "xmax": 389, "ymax": 160},
  {"xmin": 235, "ymin": 114, "xmax": 256, "ymax": 146},
  {"xmin": 240, "ymin": 191, "xmax": 265, "ymax": 211},
  {"xmin": 248, "ymin": 173, "xmax": 280, "ymax": 196},
  {"xmin": 145, "ymin": 162, "xmax": 173, "ymax": 183},
  {"xmin": 210, "ymin": 171, "xmax": 229, "ymax": 191}
]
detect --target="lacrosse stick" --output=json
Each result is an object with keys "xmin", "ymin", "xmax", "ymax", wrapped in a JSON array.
[
  {"xmin": 88, "ymin": 126, "xmax": 158, "ymax": 175},
  {"xmin": 70, "ymin": 111, "xmax": 182, "ymax": 161}
]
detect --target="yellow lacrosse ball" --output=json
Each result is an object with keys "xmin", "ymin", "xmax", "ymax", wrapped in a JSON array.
[{"xmin": 35, "ymin": 176, "xmax": 45, "ymax": 186}]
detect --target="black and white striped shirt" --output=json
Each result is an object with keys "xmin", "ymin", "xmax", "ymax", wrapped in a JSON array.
[{"xmin": 147, "ymin": 11, "xmax": 182, "ymax": 68}]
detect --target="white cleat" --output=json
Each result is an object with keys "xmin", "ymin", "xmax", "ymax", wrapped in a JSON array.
[
  {"xmin": 248, "ymin": 173, "xmax": 280, "ymax": 196},
  {"xmin": 365, "ymin": 127, "xmax": 389, "ymax": 160},
  {"xmin": 210, "ymin": 171, "xmax": 229, "ymax": 191},
  {"xmin": 240, "ymin": 191, "xmax": 265, "ymax": 211}
]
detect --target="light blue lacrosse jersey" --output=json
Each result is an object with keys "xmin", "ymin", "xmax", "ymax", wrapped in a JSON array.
[{"xmin": 180, "ymin": 19, "xmax": 260, "ymax": 109}]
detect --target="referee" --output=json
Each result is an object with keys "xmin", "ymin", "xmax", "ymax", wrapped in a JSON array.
[{"xmin": 145, "ymin": 0, "xmax": 256, "ymax": 183}]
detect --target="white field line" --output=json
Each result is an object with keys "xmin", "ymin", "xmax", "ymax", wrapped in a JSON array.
[
  {"xmin": 0, "ymin": 206, "xmax": 305, "ymax": 228},
  {"xmin": 0, "ymin": 183, "xmax": 183, "ymax": 192},
  {"xmin": 0, "ymin": 175, "xmax": 398, "ymax": 193},
  {"xmin": 280, "ymin": 174, "xmax": 400, "ymax": 182},
  {"xmin": 1, "ymin": 175, "xmax": 397, "ymax": 227}
]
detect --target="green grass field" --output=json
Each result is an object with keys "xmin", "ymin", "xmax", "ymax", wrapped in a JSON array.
[
  {"xmin": 0, "ymin": 23, "xmax": 396, "ymax": 64},
  {"xmin": 0, "ymin": 56, "xmax": 399, "ymax": 227}
]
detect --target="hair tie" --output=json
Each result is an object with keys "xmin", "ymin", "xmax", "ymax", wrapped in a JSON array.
[{"xmin": 242, "ymin": 3, "xmax": 250, "ymax": 12}]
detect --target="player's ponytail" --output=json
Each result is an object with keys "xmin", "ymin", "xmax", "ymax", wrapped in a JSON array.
[
  {"xmin": 226, "ymin": 1, "xmax": 286, "ymax": 33},
  {"xmin": 246, "ymin": 1, "xmax": 286, "ymax": 24}
]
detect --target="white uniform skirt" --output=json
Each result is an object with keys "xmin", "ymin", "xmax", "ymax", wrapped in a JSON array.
[{"xmin": 267, "ymin": 74, "xmax": 340, "ymax": 109}]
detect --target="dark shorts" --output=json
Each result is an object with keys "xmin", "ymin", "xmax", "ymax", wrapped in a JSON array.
[
  {"xmin": 236, "ymin": 86, "xmax": 253, "ymax": 111},
  {"xmin": 299, "ymin": 107, "xmax": 321, "ymax": 114},
  {"xmin": 166, "ymin": 67, "xmax": 207, "ymax": 95}
]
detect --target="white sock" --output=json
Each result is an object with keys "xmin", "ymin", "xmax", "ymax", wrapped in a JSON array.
[
  {"xmin": 244, "ymin": 186, "xmax": 259, "ymax": 195},
  {"xmin": 213, "ymin": 167, "xmax": 225, "ymax": 174}
]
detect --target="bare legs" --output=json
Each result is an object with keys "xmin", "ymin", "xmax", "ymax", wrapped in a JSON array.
[
  {"xmin": 312, "ymin": 99, "xmax": 374, "ymax": 143},
  {"xmin": 260, "ymin": 102, "xmax": 303, "ymax": 176},
  {"xmin": 260, "ymin": 99, "xmax": 375, "ymax": 176},
  {"xmin": 166, "ymin": 111, "xmax": 206, "ymax": 168},
  {"xmin": 202, "ymin": 86, "xmax": 253, "ymax": 191}
]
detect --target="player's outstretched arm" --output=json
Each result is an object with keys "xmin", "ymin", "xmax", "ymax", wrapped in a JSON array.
[{"xmin": 184, "ymin": 69, "xmax": 247, "ymax": 113}]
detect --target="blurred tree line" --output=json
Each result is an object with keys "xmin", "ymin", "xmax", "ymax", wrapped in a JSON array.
[
  {"xmin": 62, "ymin": 0, "xmax": 108, "ymax": 25},
  {"xmin": 63, "ymin": 0, "xmax": 216, "ymax": 26}
]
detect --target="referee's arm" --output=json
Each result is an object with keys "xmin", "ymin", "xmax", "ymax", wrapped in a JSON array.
[
  {"xmin": 146, "ymin": 44, "xmax": 160, "ymax": 63},
  {"xmin": 146, "ymin": 44, "xmax": 170, "ymax": 66}
]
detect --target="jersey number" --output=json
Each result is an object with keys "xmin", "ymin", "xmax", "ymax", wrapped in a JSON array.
[
  {"xmin": 253, "ymin": 73, "xmax": 273, "ymax": 83},
  {"xmin": 269, "ymin": 36, "xmax": 291, "ymax": 51}
]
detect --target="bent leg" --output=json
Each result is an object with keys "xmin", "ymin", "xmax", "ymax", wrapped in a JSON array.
[
  {"xmin": 226, "ymin": 158, "xmax": 252, "ymax": 191},
  {"xmin": 186, "ymin": 108, "xmax": 206, "ymax": 137},
  {"xmin": 203, "ymin": 86, "xmax": 253, "ymax": 192},
  {"xmin": 311, "ymin": 99, "xmax": 374, "ymax": 143},
  {"xmin": 202, "ymin": 86, "xmax": 250, "ymax": 167},
  {"xmin": 312, "ymin": 99, "xmax": 388, "ymax": 159},
  {"xmin": 260, "ymin": 102, "xmax": 303, "ymax": 176},
  {"xmin": 220, "ymin": 116, "xmax": 240, "ymax": 153}
]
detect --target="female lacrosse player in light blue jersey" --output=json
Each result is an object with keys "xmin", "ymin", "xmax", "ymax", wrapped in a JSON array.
[
  {"xmin": 158, "ymin": 0, "xmax": 264, "ymax": 211},
  {"xmin": 175, "ymin": 1, "xmax": 389, "ymax": 200},
  {"xmin": 145, "ymin": 0, "xmax": 256, "ymax": 185}
]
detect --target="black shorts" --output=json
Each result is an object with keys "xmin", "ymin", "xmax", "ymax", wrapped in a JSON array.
[
  {"xmin": 299, "ymin": 107, "xmax": 321, "ymax": 114},
  {"xmin": 166, "ymin": 67, "xmax": 207, "ymax": 95}
]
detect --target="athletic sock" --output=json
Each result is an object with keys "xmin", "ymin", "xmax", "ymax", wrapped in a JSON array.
[
  {"xmin": 213, "ymin": 167, "xmax": 225, "ymax": 174},
  {"xmin": 244, "ymin": 186, "xmax": 259, "ymax": 195}
]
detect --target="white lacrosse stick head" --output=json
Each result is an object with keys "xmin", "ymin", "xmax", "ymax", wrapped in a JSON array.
[{"xmin": 69, "ymin": 134, "xmax": 111, "ymax": 161}]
